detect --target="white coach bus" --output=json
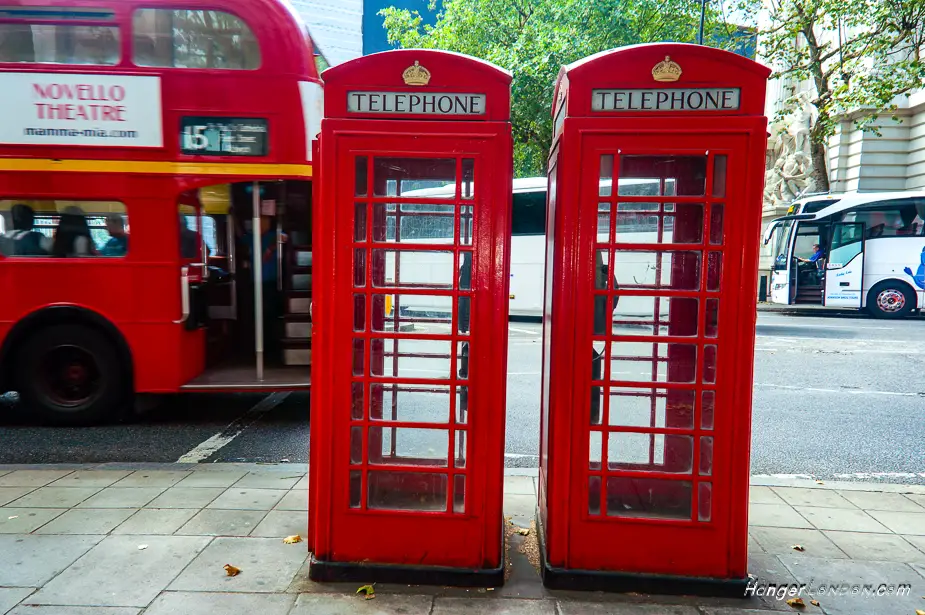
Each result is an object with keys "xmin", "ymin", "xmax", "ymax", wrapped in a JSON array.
[{"xmin": 764, "ymin": 191, "xmax": 925, "ymax": 318}]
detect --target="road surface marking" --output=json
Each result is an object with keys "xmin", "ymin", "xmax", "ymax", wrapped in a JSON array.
[
  {"xmin": 757, "ymin": 322, "xmax": 895, "ymax": 330},
  {"xmin": 176, "ymin": 392, "xmax": 290, "ymax": 463},
  {"xmin": 755, "ymin": 383, "xmax": 922, "ymax": 397},
  {"xmin": 754, "ymin": 472, "xmax": 925, "ymax": 479},
  {"xmin": 505, "ymin": 453, "xmax": 539, "ymax": 459},
  {"xmin": 509, "ymin": 327, "xmax": 542, "ymax": 336}
]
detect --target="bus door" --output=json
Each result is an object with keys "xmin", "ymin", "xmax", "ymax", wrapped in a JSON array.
[
  {"xmin": 823, "ymin": 222, "xmax": 864, "ymax": 308},
  {"xmin": 790, "ymin": 222, "xmax": 826, "ymax": 305},
  {"xmin": 768, "ymin": 220, "xmax": 794, "ymax": 305}
]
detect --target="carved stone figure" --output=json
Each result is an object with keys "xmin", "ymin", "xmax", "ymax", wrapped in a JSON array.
[{"xmin": 764, "ymin": 123, "xmax": 816, "ymax": 208}]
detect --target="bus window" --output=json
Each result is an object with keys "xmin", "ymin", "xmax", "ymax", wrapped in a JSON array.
[
  {"xmin": 512, "ymin": 191, "xmax": 546, "ymax": 236},
  {"xmin": 848, "ymin": 199, "xmax": 925, "ymax": 238},
  {"xmin": 0, "ymin": 23, "xmax": 120, "ymax": 65},
  {"xmin": 133, "ymin": 9, "xmax": 260, "ymax": 70},
  {"xmin": 793, "ymin": 223, "xmax": 823, "ymax": 260},
  {"xmin": 178, "ymin": 204, "xmax": 206, "ymax": 260},
  {"xmin": 0, "ymin": 200, "xmax": 127, "ymax": 257},
  {"xmin": 771, "ymin": 220, "xmax": 793, "ymax": 270}
]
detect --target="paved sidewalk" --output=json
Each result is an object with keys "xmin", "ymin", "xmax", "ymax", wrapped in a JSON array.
[{"xmin": 1, "ymin": 464, "xmax": 924, "ymax": 615}]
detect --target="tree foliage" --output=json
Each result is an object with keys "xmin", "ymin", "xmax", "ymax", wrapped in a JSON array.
[
  {"xmin": 753, "ymin": 0, "xmax": 925, "ymax": 190},
  {"xmin": 380, "ymin": 0, "xmax": 746, "ymax": 177}
]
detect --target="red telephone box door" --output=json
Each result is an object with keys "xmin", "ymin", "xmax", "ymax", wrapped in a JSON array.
[
  {"xmin": 569, "ymin": 131, "xmax": 751, "ymax": 578},
  {"xmin": 325, "ymin": 133, "xmax": 505, "ymax": 570}
]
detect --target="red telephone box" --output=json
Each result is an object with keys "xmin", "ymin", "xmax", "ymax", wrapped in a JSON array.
[
  {"xmin": 309, "ymin": 49, "xmax": 513, "ymax": 586},
  {"xmin": 537, "ymin": 44, "xmax": 769, "ymax": 595}
]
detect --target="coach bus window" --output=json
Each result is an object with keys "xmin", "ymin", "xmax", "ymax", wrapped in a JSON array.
[
  {"xmin": 0, "ymin": 23, "xmax": 120, "ymax": 64},
  {"xmin": 0, "ymin": 200, "xmax": 127, "ymax": 257},
  {"xmin": 511, "ymin": 191, "xmax": 546, "ymax": 236},
  {"xmin": 133, "ymin": 9, "xmax": 260, "ymax": 70}
]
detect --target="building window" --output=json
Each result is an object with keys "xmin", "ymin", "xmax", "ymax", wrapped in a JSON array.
[
  {"xmin": 0, "ymin": 23, "xmax": 120, "ymax": 64},
  {"xmin": 0, "ymin": 200, "xmax": 128, "ymax": 258},
  {"xmin": 133, "ymin": 9, "xmax": 260, "ymax": 70}
]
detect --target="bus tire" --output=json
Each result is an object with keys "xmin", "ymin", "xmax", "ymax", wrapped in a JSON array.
[
  {"xmin": 13, "ymin": 324, "xmax": 127, "ymax": 426},
  {"xmin": 866, "ymin": 281, "xmax": 915, "ymax": 319}
]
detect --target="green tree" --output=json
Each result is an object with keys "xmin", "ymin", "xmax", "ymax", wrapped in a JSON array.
[
  {"xmin": 380, "ymin": 0, "xmax": 747, "ymax": 176},
  {"xmin": 754, "ymin": 0, "xmax": 925, "ymax": 191}
]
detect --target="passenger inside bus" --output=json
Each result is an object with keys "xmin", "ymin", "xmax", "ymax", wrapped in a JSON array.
[
  {"xmin": 0, "ymin": 204, "xmax": 49, "ymax": 256},
  {"xmin": 100, "ymin": 214, "xmax": 128, "ymax": 256},
  {"xmin": 239, "ymin": 214, "xmax": 287, "ymax": 353},
  {"xmin": 53, "ymin": 207, "xmax": 95, "ymax": 257}
]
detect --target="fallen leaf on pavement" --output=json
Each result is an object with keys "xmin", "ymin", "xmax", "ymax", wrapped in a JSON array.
[
  {"xmin": 7, "ymin": 516, "xmax": 18, "ymax": 520},
  {"xmin": 517, "ymin": 528, "xmax": 530, "ymax": 536},
  {"xmin": 137, "ymin": 545, "xmax": 148, "ymax": 551},
  {"xmin": 786, "ymin": 597, "xmax": 806, "ymax": 608},
  {"xmin": 815, "ymin": 480, "xmax": 824, "ymax": 485},
  {"xmin": 356, "ymin": 584, "xmax": 375, "ymax": 600},
  {"xmin": 792, "ymin": 544, "xmax": 805, "ymax": 551},
  {"xmin": 224, "ymin": 564, "xmax": 241, "ymax": 577},
  {"xmin": 283, "ymin": 535, "xmax": 302, "ymax": 544},
  {"xmin": 915, "ymin": 610, "xmax": 925, "ymax": 615},
  {"xmin": 810, "ymin": 599, "xmax": 820, "ymax": 606}
]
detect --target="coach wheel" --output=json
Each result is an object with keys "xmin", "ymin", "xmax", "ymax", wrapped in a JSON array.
[
  {"xmin": 14, "ymin": 324, "xmax": 127, "ymax": 425},
  {"xmin": 866, "ymin": 281, "xmax": 914, "ymax": 320}
]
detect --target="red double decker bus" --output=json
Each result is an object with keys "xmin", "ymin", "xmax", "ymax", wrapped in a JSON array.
[{"xmin": 0, "ymin": 0, "xmax": 322, "ymax": 424}]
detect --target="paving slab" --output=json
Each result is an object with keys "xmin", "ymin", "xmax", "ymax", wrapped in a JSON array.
[
  {"xmin": 207, "ymin": 488, "xmax": 287, "ymax": 510},
  {"xmin": 174, "ymin": 471, "xmax": 248, "ymax": 488},
  {"xmin": 794, "ymin": 506, "xmax": 890, "ymax": 533},
  {"xmin": 770, "ymin": 487, "xmax": 856, "ymax": 509},
  {"xmin": 823, "ymin": 530, "xmax": 925, "ymax": 563},
  {"xmin": 8, "ymin": 487, "xmax": 102, "ymax": 508},
  {"xmin": 35, "ymin": 508, "xmax": 135, "ymax": 535},
  {"xmin": 838, "ymin": 490, "xmax": 925, "ymax": 513},
  {"xmin": 906, "ymin": 493, "xmax": 925, "ymax": 508},
  {"xmin": 250, "ymin": 510, "xmax": 307, "ymax": 538},
  {"xmin": 901, "ymin": 534, "xmax": 925, "ymax": 555},
  {"xmin": 144, "ymin": 487, "xmax": 224, "ymax": 509},
  {"xmin": 748, "ymin": 503, "xmax": 812, "ymax": 529},
  {"xmin": 700, "ymin": 609, "xmax": 786, "ymax": 615},
  {"xmin": 865, "ymin": 510, "xmax": 925, "ymax": 535},
  {"xmin": 0, "ymin": 588, "xmax": 33, "ymax": 615},
  {"xmin": 289, "ymin": 593, "xmax": 434, "ymax": 615},
  {"xmin": 0, "ymin": 508, "xmax": 66, "ymax": 533},
  {"xmin": 0, "ymin": 534, "xmax": 103, "ymax": 586},
  {"xmin": 747, "ymin": 533, "xmax": 764, "ymax": 554},
  {"xmin": 27, "ymin": 535, "xmax": 211, "ymax": 607},
  {"xmin": 275, "ymin": 490, "xmax": 308, "ymax": 511},
  {"xmin": 49, "ymin": 471, "xmax": 131, "ymax": 488},
  {"xmin": 503, "ymin": 476, "xmax": 536, "ymax": 496},
  {"xmin": 169, "ymin": 536, "xmax": 308, "ymax": 593},
  {"xmin": 747, "ymin": 486, "xmax": 786, "ymax": 505},
  {"xmin": 176, "ymin": 509, "xmax": 268, "ymax": 536},
  {"xmin": 748, "ymin": 527, "xmax": 848, "ymax": 558},
  {"xmin": 143, "ymin": 591, "xmax": 295, "ymax": 615},
  {"xmin": 77, "ymin": 487, "xmax": 165, "ymax": 509},
  {"xmin": 0, "ymin": 487, "xmax": 37, "ymax": 507},
  {"xmin": 0, "ymin": 470, "xmax": 73, "ymax": 487},
  {"xmin": 232, "ymin": 473, "xmax": 303, "ymax": 490},
  {"xmin": 112, "ymin": 471, "xmax": 191, "ymax": 488},
  {"xmin": 557, "ymin": 604, "xmax": 699, "ymax": 615},
  {"xmin": 911, "ymin": 562, "xmax": 925, "ymax": 581},
  {"xmin": 9, "ymin": 608, "xmax": 140, "ymax": 615},
  {"xmin": 434, "ymin": 597, "xmax": 555, "ymax": 614},
  {"xmin": 504, "ymin": 493, "xmax": 536, "ymax": 526},
  {"xmin": 112, "ymin": 508, "xmax": 198, "ymax": 535},
  {"xmin": 293, "ymin": 475, "xmax": 309, "ymax": 491},
  {"xmin": 777, "ymin": 555, "xmax": 925, "ymax": 615}
]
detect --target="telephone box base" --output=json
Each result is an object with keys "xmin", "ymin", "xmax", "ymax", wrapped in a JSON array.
[
  {"xmin": 538, "ymin": 521, "xmax": 748, "ymax": 598},
  {"xmin": 308, "ymin": 555, "xmax": 505, "ymax": 588}
]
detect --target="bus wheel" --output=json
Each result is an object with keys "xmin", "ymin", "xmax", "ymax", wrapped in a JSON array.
[
  {"xmin": 867, "ymin": 281, "xmax": 914, "ymax": 319},
  {"xmin": 14, "ymin": 324, "xmax": 127, "ymax": 426}
]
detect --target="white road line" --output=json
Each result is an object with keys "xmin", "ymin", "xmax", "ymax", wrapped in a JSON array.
[
  {"xmin": 755, "ymin": 383, "xmax": 922, "ymax": 397},
  {"xmin": 176, "ymin": 392, "xmax": 291, "ymax": 463},
  {"xmin": 505, "ymin": 453, "xmax": 539, "ymax": 459},
  {"xmin": 758, "ymin": 322, "xmax": 895, "ymax": 330},
  {"xmin": 754, "ymin": 472, "xmax": 925, "ymax": 479},
  {"xmin": 509, "ymin": 327, "xmax": 542, "ymax": 336}
]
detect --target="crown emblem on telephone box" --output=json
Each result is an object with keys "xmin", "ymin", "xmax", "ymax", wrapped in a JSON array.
[
  {"xmin": 402, "ymin": 61, "xmax": 431, "ymax": 86},
  {"xmin": 652, "ymin": 56, "xmax": 682, "ymax": 82}
]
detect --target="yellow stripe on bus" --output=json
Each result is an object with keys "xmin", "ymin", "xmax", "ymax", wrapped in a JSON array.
[{"xmin": 0, "ymin": 158, "xmax": 313, "ymax": 177}]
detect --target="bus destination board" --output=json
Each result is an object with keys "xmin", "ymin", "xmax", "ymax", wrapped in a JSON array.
[{"xmin": 180, "ymin": 117, "xmax": 268, "ymax": 156}]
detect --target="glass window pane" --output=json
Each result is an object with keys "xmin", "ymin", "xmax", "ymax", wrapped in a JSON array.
[
  {"xmin": 461, "ymin": 159, "xmax": 475, "ymax": 200},
  {"xmin": 354, "ymin": 202, "xmax": 367, "ymax": 241},
  {"xmin": 610, "ymin": 342, "xmax": 697, "ymax": 384},
  {"xmin": 351, "ymin": 382, "xmax": 364, "ymax": 420},
  {"xmin": 609, "ymin": 387, "xmax": 694, "ymax": 429},
  {"xmin": 701, "ymin": 390, "xmax": 715, "ymax": 430},
  {"xmin": 371, "ymin": 249, "xmax": 453, "ymax": 289},
  {"xmin": 700, "ymin": 436, "xmax": 714, "ymax": 476},
  {"xmin": 615, "ymin": 203, "xmax": 703, "ymax": 244},
  {"xmin": 698, "ymin": 482, "xmax": 712, "ymax": 522},
  {"xmin": 460, "ymin": 205, "xmax": 474, "ymax": 245},
  {"xmin": 594, "ymin": 250, "xmax": 610, "ymax": 290},
  {"xmin": 350, "ymin": 427, "xmax": 363, "ymax": 465},
  {"xmin": 371, "ymin": 338, "xmax": 451, "ymax": 379},
  {"xmin": 1, "ymin": 200, "xmax": 128, "ymax": 258},
  {"xmin": 607, "ymin": 433, "xmax": 693, "ymax": 473},
  {"xmin": 370, "ymin": 293, "xmax": 452, "ymax": 333},
  {"xmin": 612, "ymin": 251, "xmax": 701, "ymax": 290},
  {"xmin": 354, "ymin": 249, "xmax": 366, "ymax": 287},
  {"xmin": 456, "ymin": 385, "xmax": 469, "ymax": 424},
  {"xmin": 369, "ymin": 427, "xmax": 448, "ymax": 467},
  {"xmin": 454, "ymin": 474, "xmax": 466, "ymax": 513},
  {"xmin": 703, "ymin": 344, "xmax": 717, "ymax": 384},
  {"xmin": 368, "ymin": 471, "xmax": 447, "ymax": 511},
  {"xmin": 372, "ymin": 202, "xmax": 456, "ymax": 244},
  {"xmin": 133, "ymin": 9, "xmax": 260, "ymax": 69},
  {"xmin": 707, "ymin": 252, "xmax": 722, "ymax": 291},
  {"xmin": 589, "ymin": 431, "xmax": 602, "ymax": 470},
  {"xmin": 606, "ymin": 477, "xmax": 692, "ymax": 519},
  {"xmin": 709, "ymin": 203, "xmax": 724, "ymax": 245},
  {"xmin": 458, "ymin": 251, "xmax": 473, "ymax": 291},
  {"xmin": 619, "ymin": 155, "xmax": 707, "ymax": 196},
  {"xmin": 352, "ymin": 339, "xmax": 365, "ymax": 376},
  {"xmin": 712, "ymin": 155, "xmax": 727, "ymax": 198},
  {"xmin": 599, "ymin": 154, "xmax": 614, "ymax": 197},
  {"xmin": 589, "ymin": 476, "xmax": 602, "ymax": 515},
  {"xmin": 590, "ymin": 386, "xmax": 604, "ymax": 426},
  {"xmin": 353, "ymin": 295, "xmax": 366, "ymax": 332},
  {"xmin": 355, "ymin": 158, "xmax": 368, "ymax": 197},
  {"xmin": 0, "ymin": 23, "xmax": 120, "ymax": 64},
  {"xmin": 511, "ymin": 191, "xmax": 546, "ymax": 235},
  {"xmin": 612, "ymin": 296, "xmax": 699, "ymax": 337},
  {"xmin": 456, "ymin": 341, "xmax": 470, "ymax": 380},
  {"xmin": 349, "ymin": 471, "xmax": 362, "ymax": 508},
  {"xmin": 454, "ymin": 431, "xmax": 466, "ymax": 468},
  {"xmin": 373, "ymin": 157, "xmax": 456, "ymax": 197},
  {"xmin": 706, "ymin": 298, "xmax": 719, "ymax": 338},
  {"xmin": 597, "ymin": 202, "xmax": 611, "ymax": 242},
  {"xmin": 369, "ymin": 384, "xmax": 450, "ymax": 423}
]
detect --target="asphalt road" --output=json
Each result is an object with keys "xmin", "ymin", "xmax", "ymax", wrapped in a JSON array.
[{"xmin": 2, "ymin": 309, "xmax": 924, "ymax": 484}]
